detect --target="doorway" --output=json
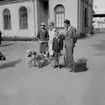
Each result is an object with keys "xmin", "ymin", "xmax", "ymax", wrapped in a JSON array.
[{"xmin": 37, "ymin": 0, "xmax": 49, "ymax": 29}]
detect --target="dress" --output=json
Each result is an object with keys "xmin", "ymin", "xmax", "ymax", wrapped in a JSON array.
[
  {"xmin": 48, "ymin": 28, "xmax": 56, "ymax": 56},
  {"xmin": 37, "ymin": 29, "xmax": 49, "ymax": 53}
]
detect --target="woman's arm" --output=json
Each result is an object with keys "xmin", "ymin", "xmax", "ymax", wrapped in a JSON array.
[{"xmin": 45, "ymin": 31, "xmax": 49, "ymax": 41}]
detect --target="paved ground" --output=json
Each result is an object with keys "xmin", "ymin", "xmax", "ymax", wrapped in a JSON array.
[{"xmin": 0, "ymin": 33, "xmax": 105, "ymax": 105}]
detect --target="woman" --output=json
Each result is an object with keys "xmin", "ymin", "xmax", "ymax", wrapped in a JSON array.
[
  {"xmin": 37, "ymin": 22, "xmax": 49, "ymax": 55},
  {"xmin": 48, "ymin": 21, "xmax": 56, "ymax": 57}
]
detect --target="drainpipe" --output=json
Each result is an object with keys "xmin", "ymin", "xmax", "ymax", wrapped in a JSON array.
[{"xmin": 32, "ymin": 0, "xmax": 38, "ymax": 38}]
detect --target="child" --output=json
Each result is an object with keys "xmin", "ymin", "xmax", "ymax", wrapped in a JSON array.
[{"xmin": 52, "ymin": 31, "xmax": 64, "ymax": 68}]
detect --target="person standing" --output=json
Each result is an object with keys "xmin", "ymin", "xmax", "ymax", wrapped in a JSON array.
[
  {"xmin": 52, "ymin": 30, "xmax": 63, "ymax": 68},
  {"xmin": 64, "ymin": 19, "xmax": 77, "ymax": 72},
  {"xmin": 48, "ymin": 21, "xmax": 56, "ymax": 57},
  {"xmin": 37, "ymin": 22, "xmax": 49, "ymax": 55}
]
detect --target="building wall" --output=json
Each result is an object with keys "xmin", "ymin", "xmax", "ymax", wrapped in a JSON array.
[
  {"xmin": 78, "ymin": 0, "xmax": 84, "ymax": 34},
  {"xmin": 78, "ymin": 0, "xmax": 93, "ymax": 35},
  {"xmin": 88, "ymin": 0, "xmax": 93, "ymax": 33},
  {"xmin": 49, "ymin": 0, "xmax": 78, "ymax": 29},
  {"xmin": 0, "ymin": 1, "xmax": 35, "ymax": 38}
]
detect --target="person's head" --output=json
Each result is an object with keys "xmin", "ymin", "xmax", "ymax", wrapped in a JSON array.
[
  {"xmin": 40, "ymin": 22, "xmax": 46, "ymax": 30},
  {"xmin": 49, "ymin": 21, "xmax": 54, "ymax": 30},
  {"xmin": 64, "ymin": 19, "xmax": 70, "ymax": 29}
]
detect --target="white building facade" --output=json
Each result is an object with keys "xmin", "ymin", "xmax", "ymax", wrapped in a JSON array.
[{"xmin": 0, "ymin": 0, "xmax": 93, "ymax": 38}]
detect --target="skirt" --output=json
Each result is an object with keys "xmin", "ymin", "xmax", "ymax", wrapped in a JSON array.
[{"xmin": 39, "ymin": 42, "xmax": 48, "ymax": 53}]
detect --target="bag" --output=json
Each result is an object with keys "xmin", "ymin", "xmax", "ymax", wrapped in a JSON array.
[
  {"xmin": 74, "ymin": 58, "xmax": 87, "ymax": 72},
  {"xmin": 59, "ymin": 53, "xmax": 65, "ymax": 65},
  {"xmin": 37, "ymin": 59, "xmax": 48, "ymax": 68}
]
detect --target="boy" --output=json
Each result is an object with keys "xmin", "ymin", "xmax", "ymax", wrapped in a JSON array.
[{"xmin": 52, "ymin": 31, "xmax": 64, "ymax": 68}]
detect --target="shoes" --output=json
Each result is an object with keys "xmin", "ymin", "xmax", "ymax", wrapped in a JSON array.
[
  {"xmin": 58, "ymin": 64, "xmax": 62, "ymax": 69},
  {"xmin": 69, "ymin": 68, "xmax": 75, "ymax": 72},
  {"xmin": 46, "ymin": 53, "xmax": 50, "ymax": 58},
  {"xmin": 53, "ymin": 64, "xmax": 62, "ymax": 69},
  {"xmin": 53, "ymin": 65, "xmax": 58, "ymax": 68},
  {"xmin": 51, "ymin": 55, "xmax": 54, "ymax": 57}
]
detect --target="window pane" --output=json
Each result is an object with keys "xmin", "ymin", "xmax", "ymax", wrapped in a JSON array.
[
  {"xmin": 61, "ymin": 13, "xmax": 64, "ymax": 27},
  {"xmin": 55, "ymin": 13, "xmax": 64, "ymax": 28},
  {"xmin": 59, "ymin": 14, "xmax": 62, "ymax": 27},
  {"xmin": 56, "ymin": 14, "xmax": 59, "ymax": 27}
]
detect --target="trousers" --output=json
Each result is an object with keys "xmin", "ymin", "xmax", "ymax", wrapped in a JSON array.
[{"xmin": 48, "ymin": 41, "xmax": 53, "ymax": 56}]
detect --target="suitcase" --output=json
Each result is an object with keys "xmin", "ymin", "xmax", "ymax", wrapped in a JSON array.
[{"xmin": 74, "ymin": 58, "xmax": 88, "ymax": 72}]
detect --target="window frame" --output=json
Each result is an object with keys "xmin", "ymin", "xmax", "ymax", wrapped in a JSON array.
[
  {"xmin": 19, "ymin": 6, "xmax": 28, "ymax": 30},
  {"xmin": 3, "ymin": 9, "xmax": 11, "ymax": 30},
  {"xmin": 54, "ymin": 5, "xmax": 65, "ymax": 29}
]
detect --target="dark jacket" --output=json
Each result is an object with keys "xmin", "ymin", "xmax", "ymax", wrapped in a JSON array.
[
  {"xmin": 52, "ymin": 35, "xmax": 65, "ymax": 52},
  {"xmin": 37, "ymin": 29, "xmax": 49, "ymax": 41}
]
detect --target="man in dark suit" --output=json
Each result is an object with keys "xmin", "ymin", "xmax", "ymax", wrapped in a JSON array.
[
  {"xmin": 64, "ymin": 19, "xmax": 77, "ymax": 71},
  {"xmin": 52, "ymin": 31, "xmax": 64, "ymax": 68}
]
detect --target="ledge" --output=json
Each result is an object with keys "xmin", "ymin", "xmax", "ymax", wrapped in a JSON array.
[{"xmin": 0, "ymin": 0, "xmax": 32, "ymax": 5}]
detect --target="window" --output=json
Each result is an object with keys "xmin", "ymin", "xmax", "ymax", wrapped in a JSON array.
[
  {"xmin": 54, "ymin": 5, "xmax": 65, "ymax": 28},
  {"xmin": 3, "ymin": 9, "xmax": 11, "ymax": 30},
  {"xmin": 19, "ymin": 6, "xmax": 28, "ymax": 29}
]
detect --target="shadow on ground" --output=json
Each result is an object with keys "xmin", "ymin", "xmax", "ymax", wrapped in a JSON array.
[
  {"xmin": 0, "ymin": 59, "xmax": 22, "ymax": 69},
  {"xmin": 94, "ymin": 53, "xmax": 105, "ymax": 56},
  {"xmin": 0, "ymin": 43, "xmax": 15, "ymax": 47},
  {"xmin": 82, "ymin": 67, "xmax": 105, "ymax": 105},
  {"xmin": 79, "ymin": 34, "xmax": 95, "ymax": 40},
  {"xmin": 74, "ymin": 58, "xmax": 88, "ymax": 73},
  {"xmin": 91, "ymin": 39, "xmax": 105, "ymax": 51}
]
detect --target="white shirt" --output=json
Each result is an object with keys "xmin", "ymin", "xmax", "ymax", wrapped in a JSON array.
[
  {"xmin": 49, "ymin": 28, "xmax": 56, "ymax": 42},
  {"xmin": 65, "ymin": 25, "xmax": 71, "ymax": 31}
]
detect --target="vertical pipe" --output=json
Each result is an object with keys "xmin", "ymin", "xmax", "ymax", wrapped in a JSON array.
[
  {"xmin": 35, "ymin": 0, "xmax": 38, "ymax": 35},
  {"xmin": 32, "ymin": 0, "xmax": 38, "ymax": 37},
  {"xmin": 32, "ymin": 0, "xmax": 36, "ymax": 37},
  {"xmin": 77, "ymin": 0, "xmax": 80, "ymax": 34}
]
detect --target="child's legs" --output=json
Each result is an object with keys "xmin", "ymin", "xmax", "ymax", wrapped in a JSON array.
[
  {"xmin": 48, "ymin": 42, "xmax": 53, "ymax": 56},
  {"xmin": 54, "ymin": 52, "xmax": 59, "ymax": 65}
]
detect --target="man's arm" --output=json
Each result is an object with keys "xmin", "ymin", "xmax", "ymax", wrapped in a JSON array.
[
  {"xmin": 52, "ymin": 38, "xmax": 54, "ymax": 51},
  {"xmin": 36, "ymin": 31, "xmax": 40, "ymax": 40},
  {"xmin": 73, "ymin": 27, "xmax": 78, "ymax": 44},
  {"xmin": 73, "ymin": 27, "xmax": 76, "ymax": 38},
  {"xmin": 45, "ymin": 31, "xmax": 49, "ymax": 41}
]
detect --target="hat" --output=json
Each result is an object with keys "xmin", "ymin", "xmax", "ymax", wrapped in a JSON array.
[
  {"xmin": 41, "ymin": 22, "xmax": 46, "ymax": 26},
  {"xmin": 49, "ymin": 21, "xmax": 54, "ymax": 26}
]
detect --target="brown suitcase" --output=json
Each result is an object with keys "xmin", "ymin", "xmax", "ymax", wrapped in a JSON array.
[{"xmin": 74, "ymin": 58, "xmax": 88, "ymax": 72}]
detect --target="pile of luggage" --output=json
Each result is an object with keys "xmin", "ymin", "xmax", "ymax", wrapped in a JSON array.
[{"xmin": 26, "ymin": 50, "xmax": 48, "ymax": 68}]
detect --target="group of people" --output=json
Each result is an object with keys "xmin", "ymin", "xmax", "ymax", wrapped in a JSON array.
[{"xmin": 36, "ymin": 19, "xmax": 77, "ymax": 71}]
